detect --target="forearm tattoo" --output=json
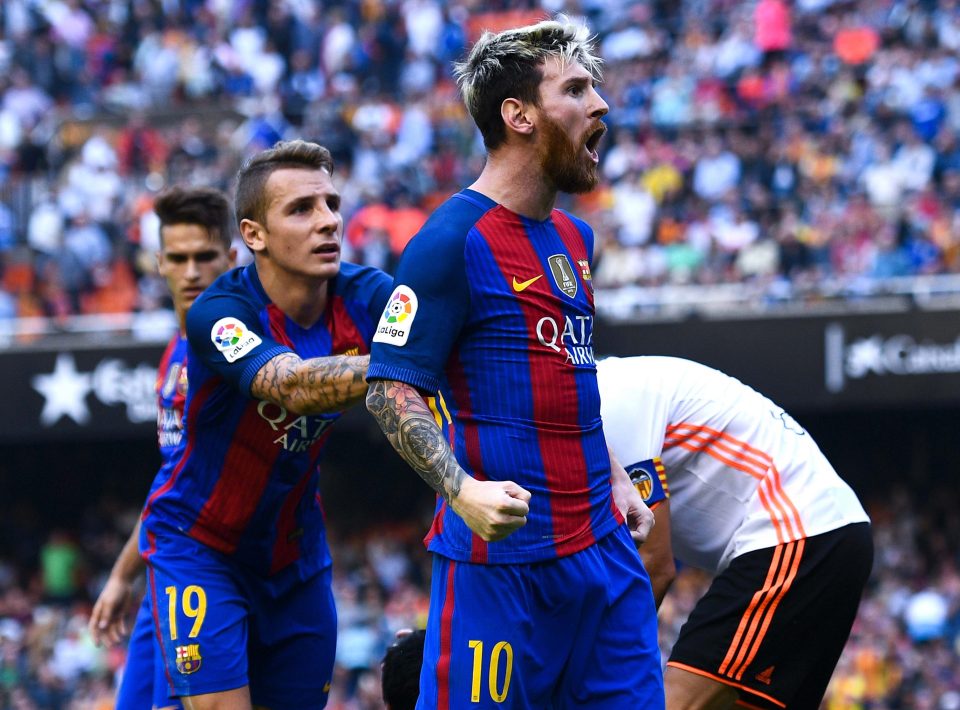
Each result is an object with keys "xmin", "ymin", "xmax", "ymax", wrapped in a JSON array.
[
  {"xmin": 366, "ymin": 380, "xmax": 466, "ymax": 503},
  {"xmin": 252, "ymin": 353, "xmax": 369, "ymax": 413}
]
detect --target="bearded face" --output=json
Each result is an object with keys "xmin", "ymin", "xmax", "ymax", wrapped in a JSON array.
[{"xmin": 536, "ymin": 113, "xmax": 606, "ymax": 194}]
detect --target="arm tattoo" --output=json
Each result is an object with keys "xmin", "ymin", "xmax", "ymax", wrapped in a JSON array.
[
  {"xmin": 251, "ymin": 352, "xmax": 369, "ymax": 414},
  {"xmin": 366, "ymin": 380, "xmax": 467, "ymax": 503}
]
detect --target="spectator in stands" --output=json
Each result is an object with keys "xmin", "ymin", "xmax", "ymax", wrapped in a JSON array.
[
  {"xmin": 6, "ymin": 0, "xmax": 960, "ymax": 320},
  {"xmin": 39, "ymin": 531, "xmax": 83, "ymax": 606},
  {"xmin": 1, "ymin": 479, "xmax": 959, "ymax": 708},
  {"xmin": 116, "ymin": 111, "xmax": 168, "ymax": 177}
]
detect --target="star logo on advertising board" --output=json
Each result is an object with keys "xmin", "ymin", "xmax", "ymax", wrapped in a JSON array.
[
  {"xmin": 30, "ymin": 353, "xmax": 158, "ymax": 429},
  {"xmin": 31, "ymin": 354, "xmax": 93, "ymax": 426}
]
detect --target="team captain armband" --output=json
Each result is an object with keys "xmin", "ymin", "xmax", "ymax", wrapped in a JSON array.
[{"xmin": 626, "ymin": 457, "xmax": 669, "ymax": 508}]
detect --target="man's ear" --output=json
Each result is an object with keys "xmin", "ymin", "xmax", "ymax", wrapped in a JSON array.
[
  {"xmin": 239, "ymin": 218, "xmax": 266, "ymax": 253},
  {"xmin": 501, "ymin": 97, "xmax": 535, "ymax": 137}
]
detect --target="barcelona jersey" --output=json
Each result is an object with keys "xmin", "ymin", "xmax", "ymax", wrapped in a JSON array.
[
  {"xmin": 142, "ymin": 261, "xmax": 393, "ymax": 588},
  {"xmin": 116, "ymin": 333, "xmax": 190, "ymax": 710},
  {"xmin": 368, "ymin": 189, "xmax": 622, "ymax": 564},
  {"xmin": 156, "ymin": 333, "xmax": 188, "ymax": 463}
]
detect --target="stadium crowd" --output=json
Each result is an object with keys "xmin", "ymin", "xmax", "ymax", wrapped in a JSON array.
[
  {"xmin": 1, "ymin": 0, "xmax": 960, "ymax": 707},
  {"xmin": 3, "ymin": 0, "xmax": 960, "ymax": 327},
  {"xmin": 0, "ymin": 483, "xmax": 957, "ymax": 708}
]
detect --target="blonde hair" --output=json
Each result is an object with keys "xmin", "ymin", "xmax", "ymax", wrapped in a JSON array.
[{"xmin": 454, "ymin": 17, "xmax": 603, "ymax": 150}]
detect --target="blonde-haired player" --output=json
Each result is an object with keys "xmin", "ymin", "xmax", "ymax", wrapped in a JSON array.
[{"xmin": 366, "ymin": 17, "xmax": 662, "ymax": 709}]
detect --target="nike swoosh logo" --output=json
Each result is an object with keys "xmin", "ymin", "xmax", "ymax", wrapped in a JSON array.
[{"xmin": 512, "ymin": 274, "xmax": 543, "ymax": 292}]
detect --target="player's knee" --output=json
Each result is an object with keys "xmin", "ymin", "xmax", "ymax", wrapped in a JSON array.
[
  {"xmin": 664, "ymin": 667, "xmax": 739, "ymax": 710},
  {"xmin": 180, "ymin": 687, "xmax": 253, "ymax": 710}
]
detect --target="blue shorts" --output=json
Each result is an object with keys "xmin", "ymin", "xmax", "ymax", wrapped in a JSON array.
[
  {"xmin": 142, "ymin": 530, "xmax": 336, "ymax": 709},
  {"xmin": 117, "ymin": 595, "xmax": 182, "ymax": 710},
  {"xmin": 417, "ymin": 525, "xmax": 664, "ymax": 709}
]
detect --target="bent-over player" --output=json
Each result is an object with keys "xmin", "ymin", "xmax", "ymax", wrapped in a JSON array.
[{"xmin": 599, "ymin": 356, "xmax": 872, "ymax": 710}]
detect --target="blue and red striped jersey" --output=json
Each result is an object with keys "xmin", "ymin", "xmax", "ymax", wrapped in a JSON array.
[
  {"xmin": 368, "ymin": 189, "xmax": 622, "ymax": 564},
  {"xmin": 155, "ymin": 333, "xmax": 188, "ymax": 464},
  {"xmin": 142, "ymin": 261, "xmax": 393, "ymax": 588}
]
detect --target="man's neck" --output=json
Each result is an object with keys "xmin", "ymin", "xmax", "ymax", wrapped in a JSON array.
[
  {"xmin": 255, "ymin": 260, "xmax": 330, "ymax": 328},
  {"xmin": 470, "ymin": 149, "xmax": 557, "ymax": 221}
]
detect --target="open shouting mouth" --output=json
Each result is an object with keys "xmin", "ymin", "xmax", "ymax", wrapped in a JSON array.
[{"xmin": 584, "ymin": 124, "xmax": 606, "ymax": 163}]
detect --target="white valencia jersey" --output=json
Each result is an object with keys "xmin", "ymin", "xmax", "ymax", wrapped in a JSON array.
[{"xmin": 598, "ymin": 356, "xmax": 869, "ymax": 573}]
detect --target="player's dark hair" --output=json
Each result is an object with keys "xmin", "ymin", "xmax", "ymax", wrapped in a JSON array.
[
  {"xmin": 381, "ymin": 629, "xmax": 426, "ymax": 710},
  {"xmin": 454, "ymin": 18, "xmax": 602, "ymax": 151},
  {"xmin": 234, "ymin": 139, "xmax": 335, "ymax": 227},
  {"xmin": 154, "ymin": 186, "xmax": 233, "ymax": 250}
]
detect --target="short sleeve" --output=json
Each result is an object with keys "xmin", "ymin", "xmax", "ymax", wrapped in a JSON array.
[
  {"xmin": 186, "ymin": 291, "xmax": 291, "ymax": 394},
  {"xmin": 367, "ymin": 209, "xmax": 473, "ymax": 393},
  {"xmin": 358, "ymin": 268, "xmax": 396, "ymax": 327}
]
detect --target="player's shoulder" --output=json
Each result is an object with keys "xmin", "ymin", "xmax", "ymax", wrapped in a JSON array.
[
  {"xmin": 162, "ymin": 330, "xmax": 184, "ymax": 354},
  {"xmin": 186, "ymin": 265, "xmax": 263, "ymax": 332},
  {"xmin": 408, "ymin": 190, "xmax": 495, "ymax": 249},
  {"xmin": 599, "ymin": 355, "xmax": 722, "ymax": 396},
  {"xmin": 551, "ymin": 208, "xmax": 596, "ymax": 256},
  {"xmin": 333, "ymin": 261, "xmax": 393, "ymax": 293},
  {"xmin": 193, "ymin": 265, "xmax": 261, "ymax": 309},
  {"xmin": 552, "ymin": 208, "xmax": 593, "ymax": 235}
]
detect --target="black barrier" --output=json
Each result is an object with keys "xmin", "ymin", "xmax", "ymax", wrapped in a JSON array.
[
  {"xmin": 0, "ymin": 344, "xmax": 164, "ymax": 443},
  {"xmin": 0, "ymin": 340, "xmax": 373, "ymax": 443},
  {"xmin": 595, "ymin": 307, "xmax": 960, "ymax": 410},
  {"xmin": 3, "ymin": 306, "xmax": 960, "ymax": 443}
]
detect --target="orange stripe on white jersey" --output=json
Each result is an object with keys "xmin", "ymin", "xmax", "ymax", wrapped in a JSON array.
[
  {"xmin": 666, "ymin": 423, "xmax": 773, "ymax": 474},
  {"xmin": 772, "ymin": 465, "xmax": 806, "ymax": 539},
  {"xmin": 666, "ymin": 424, "xmax": 804, "ymax": 544},
  {"xmin": 665, "ymin": 433, "xmax": 764, "ymax": 479},
  {"xmin": 597, "ymin": 356, "xmax": 869, "ymax": 574},
  {"xmin": 761, "ymin": 471, "xmax": 798, "ymax": 542},
  {"xmin": 669, "ymin": 434, "xmax": 788, "ymax": 541},
  {"xmin": 756, "ymin": 479, "xmax": 786, "ymax": 545}
]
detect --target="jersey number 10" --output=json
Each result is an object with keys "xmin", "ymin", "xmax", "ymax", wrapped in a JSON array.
[{"xmin": 468, "ymin": 640, "xmax": 513, "ymax": 703}]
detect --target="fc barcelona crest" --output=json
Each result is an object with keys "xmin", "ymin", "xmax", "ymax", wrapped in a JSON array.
[
  {"xmin": 577, "ymin": 259, "xmax": 594, "ymax": 294},
  {"xmin": 177, "ymin": 364, "xmax": 189, "ymax": 397},
  {"xmin": 548, "ymin": 254, "xmax": 578, "ymax": 298},
  {"xmin": 176, "ymin": 643, "xmax": 202, "ymax": 674}
]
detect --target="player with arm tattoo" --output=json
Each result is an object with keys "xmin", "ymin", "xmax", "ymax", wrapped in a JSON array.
[
  {"xmin": 138, "ymin": 141, "xmax": 393, "ymax": 710},
  {"xmin": 366, "ymin": 380, "xmax": 529, "ymax": 541},
  {"xmin": 367, "ymin": 18, "xmax": 662, "ymax": 709}
]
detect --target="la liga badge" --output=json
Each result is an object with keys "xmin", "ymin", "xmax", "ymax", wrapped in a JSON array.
[
  {"xmin": 210, "ymin": 317, "xmax": 263, "ymax": 363},
  {"xmin": 373, "ymin": 285, "xmax": 418, "ymax": 346}
]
